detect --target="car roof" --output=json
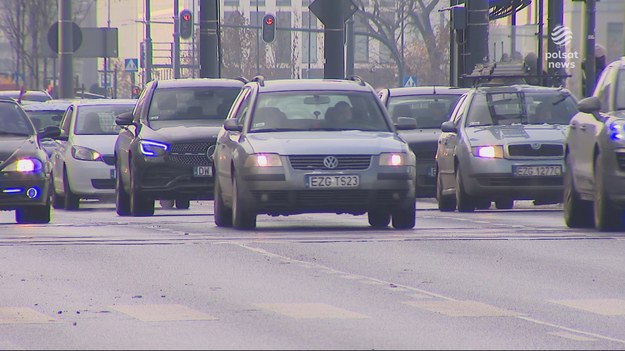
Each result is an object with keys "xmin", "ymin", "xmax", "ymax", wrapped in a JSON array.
[
  {"xmin": 23, "ymin": 100, "xmax": 73, "ymax": 111},
  {"xmin": 70, "ymin": 99, "xmax": 137, "ymax": 107},
  {"xmin": 154, "ymin": 78, "xmax": 246, "ymax": 88},
  {"xmin": 473, "ymin": 84, "xmax": 573, "ymax": 94},
  {"xmin": 385, "ymin": 86, "xmax": 469, "ymax": 97},
  {"xmin": 248, "ymin": 78, "xmax": 375, "ymax": 93}
]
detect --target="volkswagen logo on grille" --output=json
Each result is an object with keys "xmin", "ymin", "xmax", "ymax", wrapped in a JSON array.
[
  {"xmin": 206, "ymin": 145, "xmax": 216, "ymax": 161},
  {"xmin": 323, "ymin": 156, "xmax": 339, "ymax": 169},
  {"xmin": 531, "ymin": 143, "xmax": 541, "ymax": 150}
]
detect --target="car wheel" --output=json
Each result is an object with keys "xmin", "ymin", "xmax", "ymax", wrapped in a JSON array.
[
  {"xmin": 175, "ymin": 199, "xmax": 190, "ymax": 210},
  {"xmin": 391, "ymin": 199, "xmax": 416, "ymax": 229},
  {"xmin": 63, "ymin": 169, "xmax": 80, "ymax": 210},
  {"xmin": 593, "ymin": 154, "xmax": 623, "ymax": 231},
  {"xmin": 51, "ymin": 173, "xmax": 65, "ymax": 210},
  {"xmin": 232, "ymin": 174, "xmax": 256, "ymax": 229},
  {"xmin": 115, "ymin": 161, "xmax": 131, "ymax": 216},
  {"xmin": 495, "ymin": 199, "xmax": 514, "ymax": 210},
  {"xmin": 436, "ymin": 169, "xmax": 456, "ymax": 212},
  {"xmin": 214, "ymin": 173, "xmax": 232, "ymax": 227},
  {"xmin": 15, "ymin": 203, "xmax": 51, "ymax": 224},
  {"xmin": 159, "ymin": 200, "xmax": 175, "ymax": 209},
  {"xmin": 563, "ymin": 156, "xmax": 593, "ymax": 228},
  {"xmin": 368, "ymin": 210, "xmax": 391, "ymax": 228},
  {"xmin": 129, "ymin": 160, "xmax": 154, "ymax": 217},
  {"xmin": 455, "ymin": 168, "xmax": 475, "ymax": 212},
  {"xmin": 475, "ymin": 199, "xmax": 491, "ymax": 210}
]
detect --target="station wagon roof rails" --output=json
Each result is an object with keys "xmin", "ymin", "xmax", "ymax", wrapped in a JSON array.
[
  {"xmin": 235, "ymin": 76, "xmax": 249, "ymax": 84},
  {"xmin": 251, "ymin": 75, "xmax": 265, "ymax": 86},
  {"xmin": 346, "ymin": 75, "xmax": 366, "ymax": 86}
]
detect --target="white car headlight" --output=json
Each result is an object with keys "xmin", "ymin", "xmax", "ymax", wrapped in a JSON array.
[
  {"xmin": 140, "ymin": 140, "xmax": 169, "ymax": 157},
  {"xmin": 72, "ymin": 145, "xmax": 102, "ymax": 161},
  {"xmin": 379, "ymin": 152, "xmax": 406, "ymax": 166},
  {"xmin": 472, "ymin": 145, "xmax": 504, "ymax": 159},
  {"xmin": 2, "ymin": 158, "xmax": 44, "ymax": 173},
  {"xmin": 245, "ymin": 153, "xmax": 283, "ymax": 167},
  {"xmin": 608, "ymin": 120, "xmax": 625, "ymax": 141}
]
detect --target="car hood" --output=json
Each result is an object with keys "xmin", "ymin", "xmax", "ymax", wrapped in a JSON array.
[
  {"xmin": 245, "ymin": 131, "xmax": 408, "ymax": 155},
  {"xmin": 142, "ymin": 122, "xmax": 222, "ymax": 142},
  {"xmin": 71, "ymin": 134, "xmax": 119, "ymax": 155},
  {"xmin": 0, "ymin": 136, "xmax": 38, "ymax": 163},
  {"xmin": 464, "ymin": 124, "xmax": 567, "ymax": 146},
  {"xmin": 398, "ymin": 128, "xmax": 441, "ymax": 144}
]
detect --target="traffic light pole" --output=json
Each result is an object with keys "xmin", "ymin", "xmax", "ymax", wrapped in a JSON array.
[
  {"xmin": 144, "ymin": 0, "xmax": 153, "ymax": 84},
  {"xmin": 199, "ymin": 0, "xmax": 220, "ymax": 78},
  {"xmin": 173, "ymin": 0, "xmax": 181, "ymax": 79},
  {"xmin": 59, "ymin": 0, "xmax": 74, "ymax": 98}
]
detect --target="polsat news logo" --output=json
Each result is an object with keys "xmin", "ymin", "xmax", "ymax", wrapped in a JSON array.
[{"xmin": 546, "ymin": 25, "xmax": 579, "ymax": 69}]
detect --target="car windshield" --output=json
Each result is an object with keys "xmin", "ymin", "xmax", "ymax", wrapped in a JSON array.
[
  {"xmin": 465, "ymin": 91, "xmax": 578, "ymax": 127},
  {"xmin": 250, "ymin": 91, "xmax": 391, "ymax": 132},
  {"xmin": 0, "ymin": 102, "xmax": 34, "ymax": 136},
  {"xmin": 74, "ymin": 104, "xmax": 135, "ymax": 135},
  {"xmin": 387, "ymin": 94, "xmax": 463, "ymax": 128},
  {"xmin": 148, "ymin": 87, "xmax": 241, "ymax": 123},
  {"xmin": 24, "ymin": 110, "xmax": 65, "ymax": 131},
  {"xmin": 616, "ymin": 69, "xmax": 625, "ymax": 111}
]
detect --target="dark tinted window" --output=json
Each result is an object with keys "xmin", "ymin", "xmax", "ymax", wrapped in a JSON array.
[
  {"xmin": 148, "ymin": 87, "xmax": 241, "ymax": 122},
  {"xmin": 0, "ymin": 102, "xmax": 34, "ymax": 135}
]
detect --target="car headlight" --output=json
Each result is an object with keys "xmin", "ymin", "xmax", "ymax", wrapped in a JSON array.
[
  {"xmin": 140, "ymin": 140, "xmax": 169, "ymax": 157},
  {"xmin": 1, "ymin": 158, "xmax": 44, "ymax": 173},
  {"xmin": 244, "ymin": 153, "xmax": 283, "ymax": 167},
  {"xmin": 472, "ymin": 145, "xmax": 504, "ymax": 158},
  {"xmin": 608, "ymin": 120, "xmax": 625, "ymax": 141},
  {"xmin": 72, "ymin": 145, "xmax": 102, "ymax": 161},
  {"xmin": 379, "ymin": 152, "xmax": 407, "ymax": 166}
]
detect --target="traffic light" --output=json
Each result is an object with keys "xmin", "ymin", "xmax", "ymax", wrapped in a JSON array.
[
  {"xmin": 131, "ymin": 86, "xmax": 141, "ymax": 99},
  {"xmin": 262, "ymin": 14, "xmax": 276, "ymax": 43},
  {"xmin": 179, "ymin": 9, "xmax": 193, "ymax": 39}
]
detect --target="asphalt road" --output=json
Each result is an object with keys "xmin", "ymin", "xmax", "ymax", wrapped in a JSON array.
[{"xmin": 0, "ymin": 200, "xmax": 624, "ymax": 349}]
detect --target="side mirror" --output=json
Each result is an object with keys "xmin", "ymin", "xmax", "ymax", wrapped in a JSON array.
[
  {"xmin": 38, "ymin": 126, "xmax": 61, "ymax": 140},
  {"xmin": 115, "ymin": 111, "xmax": 135, "ymax": 126},
  {"xmin": 577, "ymin": 96, "xmax": 601, "ymax": 113},
  {"xmin": 394, "ymin": 117, "xmax": 417, "ymax": 130},
  {"xmin": 224, "ymin": 118, "xmax": 242, "ymax": 132},
  {"xmin": 441, "ymin": 121, "xmax": 457, "ymax": 133}
]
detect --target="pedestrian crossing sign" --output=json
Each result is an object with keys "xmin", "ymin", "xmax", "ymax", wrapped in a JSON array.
[
  {"xmin": 403, "ymin": 76, "xmax": 417, "ymax": 87},
  {"xmin": 124, "ymin": 58, "xmax": 138, "ymax": 72}
]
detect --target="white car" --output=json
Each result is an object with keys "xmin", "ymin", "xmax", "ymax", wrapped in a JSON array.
[{"xmin": 51, "ymin": 99, "xmax": 136, "ymax": 210}]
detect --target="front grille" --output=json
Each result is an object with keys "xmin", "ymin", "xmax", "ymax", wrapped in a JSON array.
[
  {"xmin": 477, "ymin": 176, "xmax": 563, "ymax": 186},
  {"xmin": 507, "ymin": 144, "xmax": 563, "ymax": 157},
  {"xmin": 250, "ymin": 189, "xmax": 406, "ymax": 211},
  {"xmin": 101, "ymin": 155, "xmax": 115, "ymax": 166},
  {"xmin": 91, "ymin": 179, "xmax": 115, "ymax": 189},
  {"xmin": 409, "ymin": 144, "xmax": 437, "ymax": 160},
  {"xmin": 288, "ymin": 155, "xmax": 371, "ymax": 170},
  {"xmin": 616, "ymin": 152, "xmax": 625, "ymax": 171},
  {"xmin": 168, "ymin": 142, "xmax": 213, "ymax": 166}
]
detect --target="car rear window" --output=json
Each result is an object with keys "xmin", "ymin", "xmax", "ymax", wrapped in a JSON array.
[
  {"xmin": 250, "ymin": 91, "xmax": 391, "ymax": 132},
  {"xmin": 466, "ymin": 91, "xmax": 578, "ymax": 127},
  {"xmin": 0, "ymin": 102, "xmax": 34, "ymax": 135},
  {"xmin": 147, "ymin": 87, "xmax": 241, "ymax": 123},
  {"xmin": 387, "ymin": 94, "xmax": 463, "ymax": 128},
  {"xmin": 74, "ymin": 104, "xmax": 135, "ymax": 135}
]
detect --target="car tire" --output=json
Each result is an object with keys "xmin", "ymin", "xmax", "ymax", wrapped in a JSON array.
[
  {"xmin": 159, "ymin": 200, "xmax": 175, "ymax": 209},
  {"xmin": 63, "ymin": 169, "xmax": 80, "ymax": 210},
  {"xmin": 175, "ymin": 199, "xmax": 190, "ymax": 210},
  {"xmin": 51, "ymin": 173, "xmax": 65, "ymax": 210},
  {"xmin": 495, "ymin": 199, "xmax": 514, "ymax": 210},
  {"xmin": 115, "ymin": 161, "xmax": 131, "ymax": 216},
  {"xmin": 391, "ymin": 199, "xmax": 416, "ymax": 229},
  {"xmin": 214, "ymin": 173, "xmax": 233, "ymax": 227},
  {"xmin": 436, "ymin": 169, "xmax": 456, "ymax": 212},
  {"xmin": 475, "ymin": 199, "xmax": 491, "ymax": 210},
  {"xmin": 368, "ymin": 210, "xmax": 391, "ymax": 228},
  {"xmin": 455, "ymin": 168, "xmax": 475, "ymax": 212},
  {"xmin": 593, "ymin": 154, "xmax": 623, "ymax": 231},
  {"xmin": 15, "ymin": 203, "xmax": 51, "ymax": 224},
  {"xmin": 129, "ymin": 160, "xmax": 154, "ymax": 217},
  {"xmin": 232, "ymin": 174, "xmax": 256, "ymax": 230},
  {"xmin": 563, "ymin": 156, "xmax": 593, "ymax": 228}
]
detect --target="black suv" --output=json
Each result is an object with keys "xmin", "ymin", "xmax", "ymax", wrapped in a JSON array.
[
  {"xmin": 114, "ymin": 78, "xmax": 245, "ymax": 216},
  {"xmin": 0, "ymin": 97, "xmax": 60, "ymax": 223}
]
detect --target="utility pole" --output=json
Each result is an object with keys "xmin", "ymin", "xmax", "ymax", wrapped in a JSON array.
[
  {"xmin": 173, "ymin": 0, "xmax": 181, "ymax": 79},
  {"xmin": 199, "ymin": 0, "xmax": 220, "ymax": 78},
  {"xmin": 144, "ymin": 0, "xmax": 153, "ymax": 84},
  {"xmin": 584, "ymin": 0, "xmax": 597, "ymax": 96},
  {"xmin": 547, "ymin": 0, "xmax": 564, "ymax": 87},
  {"xmin": 59, "ymin": 0, "xmax": 74, "ymax": 98},
  {"xmin": 104, "ymin": 0, "xmax": 111, "ymax": 97},
  {"xmin": 464, "ymin": 0, "xmax": 489, "ymax": 85}
]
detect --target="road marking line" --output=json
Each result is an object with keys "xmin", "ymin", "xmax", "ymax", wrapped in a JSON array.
[
  {"xmin": 109, "ymin": 304, "xmax": 217, "ymax": 322},
  {"xmin": 255, "ymin": 303, "xmax": 369, "ymax": 319},
  {"xmin": 0, "ymin": 307, "xmax": 57, "ymax": 324},
  {"xmin": 547, "ymin": 331, "xmax": 596, "ymax": 342},
  {"xmin": 550, "ymin": 299, "xmax": 625, "ymax": 316},
  {"xmin": 403, "ymin": 300, "xmax": 521, "ymax": 317}
]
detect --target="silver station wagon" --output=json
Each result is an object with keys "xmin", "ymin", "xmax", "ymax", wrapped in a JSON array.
[
  {"xmin": 435, "ymin": 84, "xmax": 579, "ymax": 212},
  {"xmin": 213, "ymin": 76, "xmax": 418, "ymax": 229}
]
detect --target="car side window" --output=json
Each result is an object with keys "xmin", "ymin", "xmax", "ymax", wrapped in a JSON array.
[
  {"xmin": 59, "ymin": 107, "xmax": 73, "ymax": 135},
  {"xmin": 233, "ymin": 88, "xmax": 251, "ymax": 128},
  {"xmin": 594, "ymin": 66, "xmax": 613, "ymax": 112},
  {"xmin": 450, "ymin": 95, "xmax": 467, "ymax": 127}
]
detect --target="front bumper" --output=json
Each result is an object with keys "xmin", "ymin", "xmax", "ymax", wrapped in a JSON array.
[
  {"xmin": 66, "ymin": 156, "xmax": 116, "ymax": 198},
  {"xmin": 0, "ymin": 172, "xmax": 50, "ymax": 210}
]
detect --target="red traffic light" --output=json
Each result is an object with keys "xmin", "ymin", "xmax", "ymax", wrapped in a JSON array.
[
  {"xmin": 265, "ymin": 17, "xmax": 274, "ymax": 26},
  {"xmin": 182, "ymin": 13, "xmax": 191, "ymax": 21}
]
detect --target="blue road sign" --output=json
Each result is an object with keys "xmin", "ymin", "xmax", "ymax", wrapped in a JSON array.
[
  {"xmin": 403, "ymin": 76, "xmax": 417, "ymax": 87},
  {"xmin": 124, "ymin": 58, "xmax": 139, "ymax": 72}
]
